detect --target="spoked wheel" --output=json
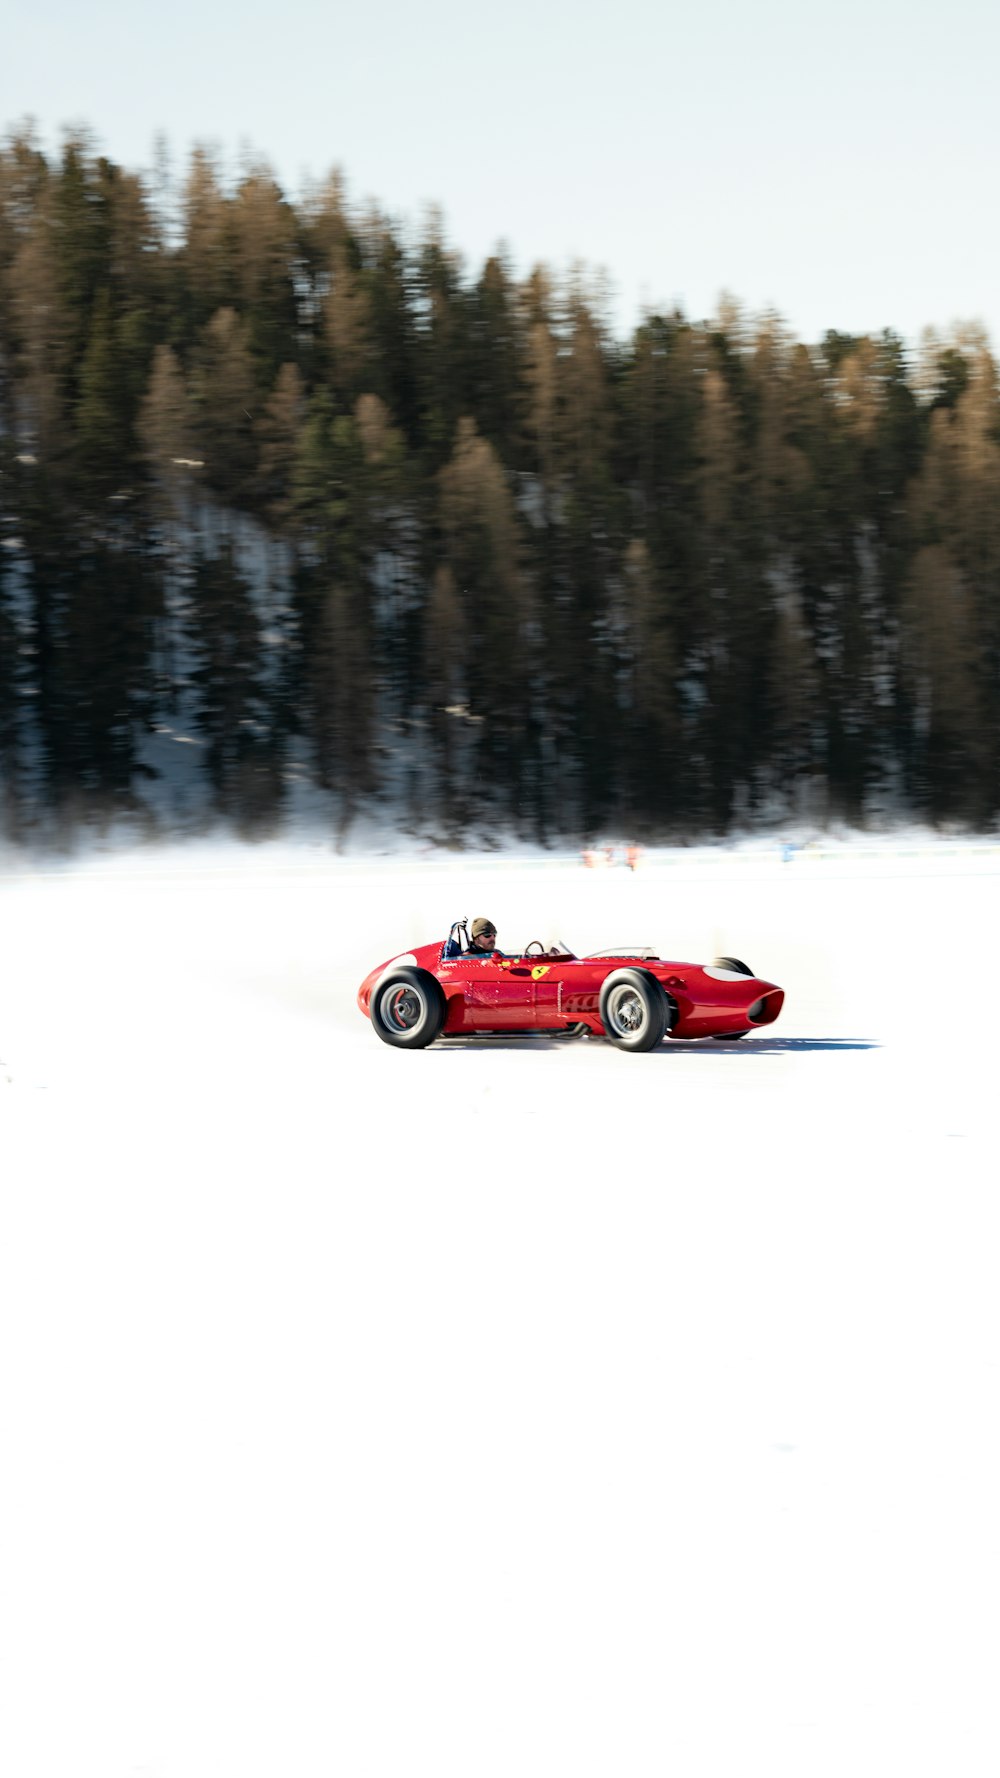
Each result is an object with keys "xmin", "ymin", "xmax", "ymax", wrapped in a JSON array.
[
  {"xmin": 607, "ymin": 985, "xmax": 645, "ymax": 1034},
  {"xmin": 599, "ymin": 969, "xmax": 667, "ymax": 1053},
  {"xmin": 371, "ymin": 968, "xmax": 445, "ymax": 1049}
]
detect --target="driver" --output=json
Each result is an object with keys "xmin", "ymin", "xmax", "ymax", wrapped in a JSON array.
[{"xmin": 468, "ymin": 917, "xmax": 505, "ymax": 956}]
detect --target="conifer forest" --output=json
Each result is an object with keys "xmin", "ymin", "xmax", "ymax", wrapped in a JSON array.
[{"xmin": 1, "ymin": 128, "xmax": 998, "ymax": 844}]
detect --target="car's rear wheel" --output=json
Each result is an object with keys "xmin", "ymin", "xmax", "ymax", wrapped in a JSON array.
[
  {"xmin": 599, "ymin": 969, "xmax": 667, "ymax": 1053},
  {"xmin": 371, "ymin": 967, "xmax": 445, "ymax": 1049}
]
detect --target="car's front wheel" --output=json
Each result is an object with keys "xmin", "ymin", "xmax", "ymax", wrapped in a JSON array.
[
  {"xmin": 599, "ymin": 969, "xmax": 667, "ymax": 1052},
  {"xmin": 371, "ymin": 967, "xmax": 445, "ymax": 1049}
]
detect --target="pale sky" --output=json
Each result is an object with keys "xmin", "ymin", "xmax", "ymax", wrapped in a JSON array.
[{"xmin": 6, "ymin": 0, "xmax": 999, "ymax": 347}]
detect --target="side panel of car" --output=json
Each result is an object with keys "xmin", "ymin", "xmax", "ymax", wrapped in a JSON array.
[
  {"xmin": 439, "ymin": 955, "xmax": 605, "ymax": 1032},
  {"xmin": 532, "ymin": 962, "xmax": 606, "ymax": 1029},
  {"xmin": 463, "ymin": 964, "xmax": 538, "ymax": 1028}
]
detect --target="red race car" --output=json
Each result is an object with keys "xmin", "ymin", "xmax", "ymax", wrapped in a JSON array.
[{"xmin": 357, "ymin": 919, "xmax": 784, "ymax": 1053}]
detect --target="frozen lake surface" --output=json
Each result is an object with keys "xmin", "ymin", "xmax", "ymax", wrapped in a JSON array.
[{"xmin": 2, "ymin": 837, "xmax": 998, "ymax": 1777}]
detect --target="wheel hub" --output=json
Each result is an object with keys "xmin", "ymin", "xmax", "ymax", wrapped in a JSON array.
[
  {"xmin": 609, "ymin": 987, "xmax": 644, "ymax": 1034},
  {"xmin": 386, "ymin": 987, "xmax": 421, "ymax": 1030}
]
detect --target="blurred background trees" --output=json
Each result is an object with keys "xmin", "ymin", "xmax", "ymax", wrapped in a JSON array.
[{"xmin": 1, "ymin": 125, "xmax": 998, "ymax": 843}]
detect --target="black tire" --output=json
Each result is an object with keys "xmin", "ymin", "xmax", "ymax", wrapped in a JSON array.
[
  {"xmin": 711, "ymin": 1030, "xmax": 749, "ymax": 1040},
  {"xmin": 370, "ymin": 967, "xmax": 445, "ymax": 1050},
  {"xmin": 599, "ymin": 969, "xmax": 667, "ymax": 1053},
  {"xmin": 711, "ymin": 955, "xmax": 753, "ymax": 975}
]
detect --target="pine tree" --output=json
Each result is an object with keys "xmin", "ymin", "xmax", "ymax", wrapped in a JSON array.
[
  {"xmin": 618, "ymin": 538, "xmax": 678, "ymax": 827},
  {"xmin": 550, "ymin": 285, "xmax": 620, "ymax": 828},
  {"xmin": 230, "ymin": 163, "xmax": 297, "ymax": 380},
  {"xmin": 9, "ymin": 203, "xmax": 69, "ymax": 466},
  {"xmin": 185, "ymin": 545, "xmax": 281, "ymax": 826},
  {"xmin": 438, "ymin": 417, "xmax": 529, "ymax": 809},
  {"xmin": 178, "ymin": 147, "xmax": 232, "ymax": 337},
  {"xmin": 256, "ymin": 362, "xmax": 306, "ymax": 524},
  {"xmin": 138, "ymin": 344, "xmax": 198, "ymax": 502},
  {"xmin": 901, "ymin": 544, "xmax": 982, "ymax": 817},
  {"xmin": 695, "ymin": 358, "xmax": 746, "ymax": 825},
  {"xmin": 75, "ymin": 287, "xmax": 129, "ymax": 492},
  {"xmin": 192, "ymin": 307, "xmax": 258, "ymax": 498},
  {"xmin": 290, "ymin": 397, "xmax": 377, "ymax": 824},
  {"xmin": 423, "ymin": 563, "xmax": 464, "ymax": 829},
  {"xmin": 323, "ymin": 245, "xmax": 370, "ymax": 403}
]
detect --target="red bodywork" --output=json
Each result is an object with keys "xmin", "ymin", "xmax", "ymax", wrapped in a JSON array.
[{"xmin": 357, "ymin": 941, "xmax": 784, "ymax": 1040}]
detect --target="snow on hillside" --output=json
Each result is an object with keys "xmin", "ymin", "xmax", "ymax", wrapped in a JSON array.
[{"xmin": 1, "ymin": 837, "xmax": 998, "ymax": 1778}]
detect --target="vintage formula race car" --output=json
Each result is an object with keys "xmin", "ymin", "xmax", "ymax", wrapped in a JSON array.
[{"xmin": 357, "ymin": 920, "xmax": 784, "ymax": 1053}]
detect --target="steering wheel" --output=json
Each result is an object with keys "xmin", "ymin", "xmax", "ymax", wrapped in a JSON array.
[{"xmin": 524, "ymin": 939, "xmax": 545, "ymax": 956}]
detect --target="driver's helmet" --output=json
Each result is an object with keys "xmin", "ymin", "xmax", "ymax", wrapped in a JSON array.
[{"xmin": 470, "ymin": 917, "xmax": 497, "ymax": 948}]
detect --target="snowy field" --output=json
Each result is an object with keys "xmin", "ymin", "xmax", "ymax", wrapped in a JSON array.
[{"xmin": 2, "ymin": 835, "xmax": 999, "ymax": 1778}]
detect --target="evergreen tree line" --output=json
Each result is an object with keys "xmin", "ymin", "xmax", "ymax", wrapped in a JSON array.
[{"xmin": 1, "ymin": 127, "xmax": 999, "ymax": 843}]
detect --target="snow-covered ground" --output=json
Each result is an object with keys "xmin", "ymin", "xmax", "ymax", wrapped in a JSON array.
[{"xmin": 2, "ymin": 837, "xmax": 999, "ymax": 1778}]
